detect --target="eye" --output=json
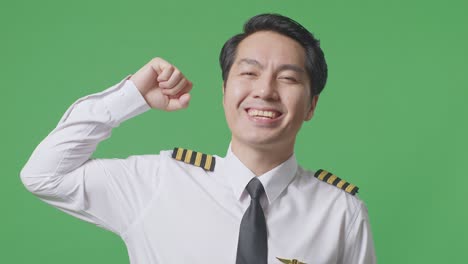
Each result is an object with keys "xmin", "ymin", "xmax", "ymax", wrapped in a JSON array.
[
  {"xmin": 280, "ymin": 76, "xmax": 298, "ymax": 82},
  {"xmin": 241, "ymin": 72, "xmax": 256, "ymax": 76}
]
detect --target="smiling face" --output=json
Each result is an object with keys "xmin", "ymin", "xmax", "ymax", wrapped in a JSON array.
[{"xmin": 223, "ymin": 31, "xmax": 319, "ymax": 154}]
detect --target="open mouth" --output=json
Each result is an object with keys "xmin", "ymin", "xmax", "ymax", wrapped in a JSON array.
[{"xmin": 246, "ymin": 108, "xmax": 282, "ymax": 119}]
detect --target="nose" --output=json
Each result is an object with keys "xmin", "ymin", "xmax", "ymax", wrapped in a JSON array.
[{"xmin": 252, "ymin": 75, "xmax": 279, "ymax": 101}]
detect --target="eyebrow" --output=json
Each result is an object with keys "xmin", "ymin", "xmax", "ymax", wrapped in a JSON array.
[{"xmin": 237, "ymin": 58, "xmax": 305, "ymax": 74}]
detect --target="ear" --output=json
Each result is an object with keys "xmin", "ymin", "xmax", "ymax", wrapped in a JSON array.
[
  {"xmin": 305, "ymin": 95, "xmax": 319, "ymax": 121},
  {"xmin": 222, "ymin": 81, "xmax": 226, "ymax": 103}
]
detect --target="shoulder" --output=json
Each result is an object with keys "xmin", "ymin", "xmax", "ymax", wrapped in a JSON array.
[{"xmin": 296, "ymin": 166, "xmax": 364, "ymax": 211}]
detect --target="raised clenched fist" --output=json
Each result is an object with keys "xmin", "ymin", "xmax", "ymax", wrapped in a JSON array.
[{"xmin": 130, "ymin": 57, "xmax": 193, "ymax": 111}]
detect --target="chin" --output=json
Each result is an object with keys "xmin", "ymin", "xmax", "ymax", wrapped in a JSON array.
[{"xmin": 240, "ymin": 135, "xmax": 286, "ymax": 149}]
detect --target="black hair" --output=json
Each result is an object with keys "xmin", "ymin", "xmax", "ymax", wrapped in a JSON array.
[{"xmin": 219, "ymin": 13, "xmax": 328, "ymax": 96}]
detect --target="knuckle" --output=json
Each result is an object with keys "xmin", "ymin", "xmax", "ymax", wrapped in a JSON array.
[
  {"xmin": 151, "ymin": 57, "xmax": 161, "ymax": 63},
  {"xmin": 166, "ymin": 88, "xmax": 178, "ymax": 95},
  {"xmin": 177, "ymin": 79, "xmax": 187, "ymax": 89},
  {"xmin": 163, "ymin": 65, "xmax": 174, "ymax": 74},
  {"xmin": 151, "ymin": 57, "xmax": 170, "ymax": 67}
]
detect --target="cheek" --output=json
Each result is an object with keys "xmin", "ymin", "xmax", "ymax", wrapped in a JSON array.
[
  {"xmin": 224, "ymin": 80, "xmax": 250, "ymax": 107},
  {"xmin": 282, "ymin": 91, "xmax": 310, "ymax": 116}
]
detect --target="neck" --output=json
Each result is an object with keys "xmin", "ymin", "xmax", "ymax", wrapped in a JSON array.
[{"xmin": 231, "ymin": 140, "xmax": 294, "ymax": 176}]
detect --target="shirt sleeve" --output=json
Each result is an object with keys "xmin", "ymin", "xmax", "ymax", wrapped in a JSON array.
[
  {"xmin": 20, "ymin": 76, "xmax": 158, "ymax": 236},
  {"xmin": 343, "ymin": 201, "xmax": 377, "ymax": 264}
]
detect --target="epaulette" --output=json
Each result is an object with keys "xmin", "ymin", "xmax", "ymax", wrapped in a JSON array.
[
  {"xmin": 314, "ymin": 169, "xmax": 359, "ymax": 195},
  {"xmin": 172, "ymin": 147, "xmax": 216, "ymax": 172}
]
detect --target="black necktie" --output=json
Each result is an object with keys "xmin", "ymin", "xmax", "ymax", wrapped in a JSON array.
[{"xmin": 236, "ymin": 177, "xmax": 268, "ymax": 264}]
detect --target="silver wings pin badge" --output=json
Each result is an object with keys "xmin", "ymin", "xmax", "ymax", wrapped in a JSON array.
[{"xmin": 276, "ymin": 257, "xmax": 306, "ymax": 264}]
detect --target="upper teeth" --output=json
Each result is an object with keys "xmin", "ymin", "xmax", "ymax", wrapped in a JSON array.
[{"xmin": 248, "ymin": 109, "xmax": 278, "ymax": 118}]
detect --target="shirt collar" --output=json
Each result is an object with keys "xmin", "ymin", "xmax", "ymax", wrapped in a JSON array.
[{"xmin": 221, "ymin": 144, "xmax": 298, "ymax": 205}]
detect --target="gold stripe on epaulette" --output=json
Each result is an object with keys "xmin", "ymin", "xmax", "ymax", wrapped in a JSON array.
[
  {"xmin": 184, "ymin": 149, "xmax": 193, "ymax": 163},
  {"xmin": 314, "ymin": 169, "xmax": 359, "ymax": 195},
  {"xmin": 172, "ymin": 147, "xmax": 216, "ymax": 172},
  {"xmin": 194, "ymin": 152, "xmax": 203, "ymax": 167},
  {"xmin": 175, "ymin": 148, "xmax": 183, "ymax": 160},
  {"xmin": 317, "ymin": 169, "xmax": 328, "ymax": 180},
  {"xmin": 336, "ymin": 180, "xmax": 346, "ymax": 189},
  {"xmin": 327, "ymin": 174, "xmax": 338, "ymax": 184},
  {"xmin": 204, "ymin": 155, "xmax": 213, "ymax": 171}
]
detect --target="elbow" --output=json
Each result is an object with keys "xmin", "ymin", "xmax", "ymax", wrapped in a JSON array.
[
  {"xmin": 20, "ymin": 164, "xmax": 67, "ymax": 198},
  {"xmin": 19, "ymin": 165, "xmax": 50, "ymax": 195},
  {"xmin": 19, "ymin": 165, "xmax": 37, "ymax": 193}
]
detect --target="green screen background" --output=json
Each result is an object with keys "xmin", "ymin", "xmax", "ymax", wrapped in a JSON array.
[{"xmin": 2, "ymin": 0, "xmax": 467, "ymax": 263}]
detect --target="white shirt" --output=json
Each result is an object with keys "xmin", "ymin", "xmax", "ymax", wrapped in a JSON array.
[{"xmin": 20, "ymin": 76, "xmax": 376, "ymax": 264}]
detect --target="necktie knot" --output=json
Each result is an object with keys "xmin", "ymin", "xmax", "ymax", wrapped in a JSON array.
[{"xmin": 246, "ymin": 177, "xmax": 265, "ymax": 200}]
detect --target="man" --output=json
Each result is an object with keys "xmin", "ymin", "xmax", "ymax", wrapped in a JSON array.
[{"xmin": 21, "ymin": 13, "xmax": 376, "ymax": 263}]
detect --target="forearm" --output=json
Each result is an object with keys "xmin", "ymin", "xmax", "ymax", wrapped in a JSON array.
[{"xmin": 20, "ymin": 76, "xmax": 150, "ymax": 193}]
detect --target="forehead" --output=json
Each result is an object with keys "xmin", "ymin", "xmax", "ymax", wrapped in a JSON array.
[{"xmin": 234, "ymin": 31, "xmax": 306, "ymax": 67}]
